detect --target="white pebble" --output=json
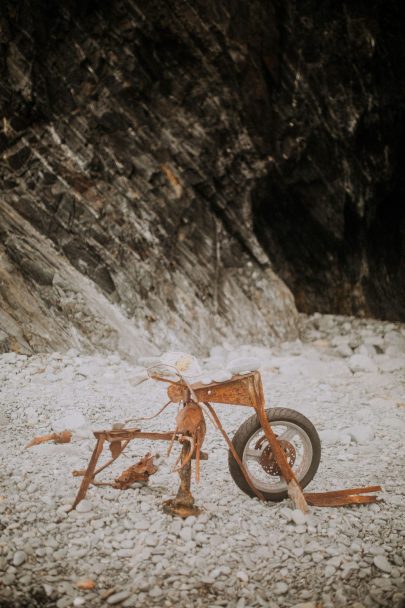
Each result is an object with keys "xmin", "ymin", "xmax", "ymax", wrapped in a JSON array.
[
  {"xmin": 347, "ymin": 425, "xmax": 374, "ymax": 444},
  {"xmin": 373, "ymin": 555, "xmax": 392, "ymax": 573},
  {"xmin": 291, "ymin": 509, "xmax": 307, "ymax": 525},
  {"xmin": 179, "ymin": 527, "xmax": 193, "ymax": 542},
  {"xmin": 76, "ymin": 500, "xmax": 93, "ymax": 513},
  {"xmin": 324, "ymin": 565, "xmax": 336, "ymax": 578},
  {"xmin": 13, "ymin": 551, "xmax": 26, "ymax": 567},
  {"xmin": 291, "ymin": 603, "xmax": 320, "ymax": 608},
  {"xmin": 107, "ymin": 591, "xmax": 132, "ymax": 605},
  {"xmin": 236, "ymin": 570, "xmax": 248, "ymax": 583},
  {"xmin": 52, "ymin": 409, "xmax": 88, "ymax": 432},
  {"xmin": 274, "ymin": 582, "xmax": 288, "ymax": 595},
  {"xmin": 280, "ymin": 507, "xmax": 293, "ymax": 521},
  {"xmin": 227, "ymin": 357, "xmax": 260, "ymax": 374},
  {"xmin": 211, "ymin": 370, "xmax": 233, "ymax": 382},
  {"xmin": 348, "ymin": 354, "xmax": 378, "ymax": 373}
]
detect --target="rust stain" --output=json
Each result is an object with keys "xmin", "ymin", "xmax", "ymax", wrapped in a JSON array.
[{"xmin": 161, "ymin": 163, "xmax": 182, "ymax": 198}]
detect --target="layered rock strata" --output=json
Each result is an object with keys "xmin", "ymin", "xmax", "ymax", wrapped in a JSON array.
[{"xmin": 0, "ymin": 0, "xmax": 298, "ymax": 355}]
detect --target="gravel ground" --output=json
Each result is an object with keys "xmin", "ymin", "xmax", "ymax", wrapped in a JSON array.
[{"xmin": 0, "ymin": 313, "xmax": 404, "ymax": 608}]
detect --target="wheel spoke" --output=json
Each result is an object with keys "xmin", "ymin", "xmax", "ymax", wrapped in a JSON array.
[
  {"xmin": 245, "ymin": 448, "xmax": 261, "ymax": 460},
  {"xmin": 240, "ymin": 418, "xmax": 316, "ymax": 494},
  {"xmin": 278, "ymin": 427, "xmax": 298, "ymax": 442}
]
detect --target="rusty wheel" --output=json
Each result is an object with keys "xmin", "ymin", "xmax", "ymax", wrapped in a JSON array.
[
  {"xmin": 228, "ymin": 408, "xmax": 321, "ymax": 501},
  {"xmin": 256, "ymin": 436, "xmax": 297, "ymax": 476}
]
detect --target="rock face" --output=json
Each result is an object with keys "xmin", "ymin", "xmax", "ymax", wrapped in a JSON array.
[
  {"xmin": 250, "ymin": 1, "xmax": 405, "ymax": 320},
  {"xmin": 0, "ymin": 0, "xmax": 298, "ymax": 356},
  {"xmin": 0, "ymin": 0, "xmax": 403, "ymax": 355}
]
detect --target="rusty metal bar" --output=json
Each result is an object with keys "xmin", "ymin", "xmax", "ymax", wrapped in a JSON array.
[
  {"xmin": 69, "ymin": 435, "xmax": 105, "ymax": 511},
  {"xmin": 305, "ymin": 494, "xmax": 381, "ymax": 507},
  {"xmin": 94, "ymin": 430, "xmax": 176, "ymax": 442},
  {"xmin": 248, "ymin": 374, "xmax": 309, "ymax": 512},
  {"xmin": 163, "ymin": 440, "xmax": 202, "ymax": 517},
  {"xmin": 304, "ymin": 485, "xmax": 382, "ymax": 499}
]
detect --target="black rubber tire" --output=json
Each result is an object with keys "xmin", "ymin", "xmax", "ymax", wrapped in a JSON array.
[{"xmin": 228, "ymin": 407, "xmax": 321, "ymax": 501}]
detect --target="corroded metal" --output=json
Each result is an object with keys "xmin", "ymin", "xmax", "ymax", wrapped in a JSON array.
[
  {"xmin": 66, "ymin": 370, "xmax": 381, "ymax": 515},
  {"xmin": 259, "ymin": 439, "xmax": 296, "ymax": 476},
  {"xmin": 172, "ymin": 403, "xmax": 206, "ymax": 481},
  {"xmin": 114, "ymin": 453, "xmax": 157, "ymax": 488},
  {"xmin": 304, "ymin": 486, "xmax": 382, "ymax": 507},
  {"xmin": 69, "ymin": 435, "xmax": 106, "ymax": 512},
  {"xmin": 163, "ymin": 442, "xmax": 202, "ymax": 518},
  {"xmin": 26, "ymin": 431, "xmax": 72, "ymax": 448}
]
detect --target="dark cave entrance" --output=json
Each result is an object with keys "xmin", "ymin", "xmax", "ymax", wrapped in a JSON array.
[{"xmin": 251, "ymin": 165, "xmax": 405, "ymax": 321}]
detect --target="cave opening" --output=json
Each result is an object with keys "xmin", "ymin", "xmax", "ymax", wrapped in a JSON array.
[{"xmin": 251, "ymin": 157, "xmax": 405, "ymax": 321}]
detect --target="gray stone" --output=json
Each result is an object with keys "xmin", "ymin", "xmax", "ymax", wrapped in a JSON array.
[
  {"xmin": 194, "ymin": 532, "xmax": 207, "ymax": 544},
  {"xmin": 57, "ymin": 598, "xmax": 72, "ymax": 608},
  {"xmin": 336, "ymin": 344, "xmax": 352, "ymax": 358},
  {"xmin": 369, "ymin": 545, "xmax": 386, "ymax": 556},
  {"xmin": 324, "ymin": 565, "xmax": 336, "ymax": 578},
  {"xmin": 274, "ymin": 582, "xmax": 288, "ymax": 595},
  {"xmin": 236, "ymin": 571, "xmax": 249, "ymax": 583},
  {"xmin": 348, "ymin": 354, "xmax": 378, "ymax": 373},
  {"xmin": 116, "ymin": 549, "xmax": 133, "ymax": 558},
  {"xmin": 0, "ymin": 414, "xmax": 10, "ymax": 427},
  {"xmin": 3, "ymin": 573, "xmax": 15, "ymax": 585},
  {"xmin": 75, "ymin": 500, "xmax": 93, "ymax": 513},
  {"xmin": 373, "ymin": 555, "xmax": 392, "ymax": 573},
  {"xmin": 179, "ymin": 527, "xmax": 193, "ymax": 542},
  {"xmin": 149, "ymin": 586, "xmax": 163, "ymax": 597},
  {"xmin": 280, "ymin": 507, "xmax": 293, "ymax": 521},
  {"xmin": 107, "ymin": 591, "xmax": 132, "ymax": 605},
  {"xmin": 183, "ymin": 515, "xmax": 197, "ymax": 527},
  {"xmin": 347, "ymin": 425, "xmax": 374, "ymax": 444},
  {"xmin": 13, "ymin": 551, "xmax": 27, "ymax": 567},
  {"xmin": 291, "ymin": 509, "xmax": 307, "ymax": 526},
  {"xmin": 122, "ymin": 596, "xmax": 139, "ymax": 608}
]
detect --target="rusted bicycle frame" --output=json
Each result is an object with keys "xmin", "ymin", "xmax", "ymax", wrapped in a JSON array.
[{"xmin": 70, "ymin": 371, "xmax": 381, "ymax": 516}]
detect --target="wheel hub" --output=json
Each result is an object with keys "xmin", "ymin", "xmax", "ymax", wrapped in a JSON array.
[{"xmin": 255, "ymin": 436, "xmax": 296, "ymax": 476}]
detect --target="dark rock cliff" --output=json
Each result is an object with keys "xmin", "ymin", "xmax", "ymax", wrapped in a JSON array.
[
  {"xmin": 0, "ymin": 0, "xmax": 403, "ymax": 356},
  {"xmin": 251, "ymin": 1, "xmax": 405, "ymax": 321}
]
